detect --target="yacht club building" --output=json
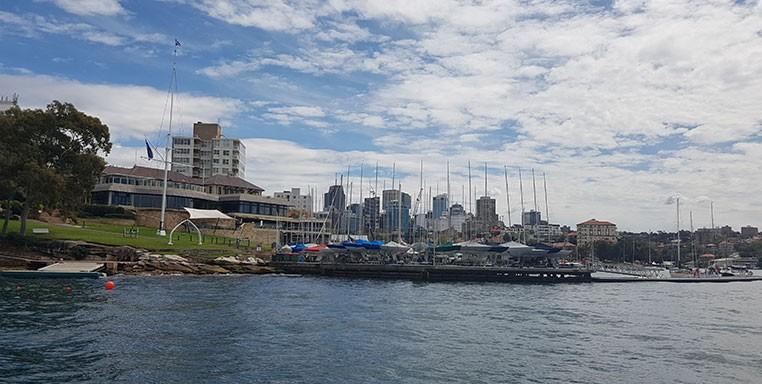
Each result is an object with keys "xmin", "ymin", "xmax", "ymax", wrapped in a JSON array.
[{"xmin": 91, "ymin": 165, "xmax": 329, "ymax": 243}]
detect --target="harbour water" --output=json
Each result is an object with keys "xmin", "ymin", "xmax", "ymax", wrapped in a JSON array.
[{"xmin": 2, "ymin": 275, "xmax": 761, "ymax": 384}]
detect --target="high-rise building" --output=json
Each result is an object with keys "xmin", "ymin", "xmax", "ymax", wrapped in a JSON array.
[
  {"xmin": 323, "ymin": 185, "xmax": 346, "ymax": 212},
  {"xmin": 522, "ymin": 210, "xmax": 542, "ymax": 226},
  {"xmin": 432, "ymin": 194, "xmax": 448, "ymax": 219},
  {"xmin": 382, "ymin": 189, "xmax": 411, "ymax": 211},
  {"xmin": 449, "ymin": 203, "xmax": 466, "ymax": 225},
  {"xmin": 323, "ymin": 184, "xmax": 346, "ymax": 232},
  {"xmin": 435, "ymin": 203, "xmax": 466, "ymax": 232},
  {"xmin": 382, "ymin": 200, "xmax": 410, "ymax": 234},
  {"xmin": 171, "ymin": 122, "xmax": 247, "ymax": 179},
  {"xmin": 339, "ymin": 203, "xmax": 363, "ymax": 234},
  {"xmin": 274, "ymin": 188, "xmax": 312, "ymax": 214},
  {"xmin": 475, "ymin": 196, "xmax": 498, "ymax": 225},
  {"xmin": 362, "ymin": 196, "xmax": 380, "ymax": 235}
]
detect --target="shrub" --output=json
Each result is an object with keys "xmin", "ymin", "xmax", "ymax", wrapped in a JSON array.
[{"xmin": 79, "ymin": 205, "xmax": 135, "ymax": 219}]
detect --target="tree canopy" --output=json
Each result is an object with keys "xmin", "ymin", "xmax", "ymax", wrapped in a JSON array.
[{"xmin": 0, "ymin": 101, "xmax": 112, "ymax": 235}]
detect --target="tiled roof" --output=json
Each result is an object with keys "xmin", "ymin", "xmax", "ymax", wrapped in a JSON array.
[
  {"xmin": 577, "ymin": 219, "xmax": 616, "ymax": 226},
  {"xmin": 103, "ymin": 165, "xmax": 194, "ymax": 184},
  {"xmin": 103, "ymin": 165, "xmax": 264, "ymax": 192},
  {"xmin": 205, "ymin": 174, "xmax": 264, "ymax": 192}
]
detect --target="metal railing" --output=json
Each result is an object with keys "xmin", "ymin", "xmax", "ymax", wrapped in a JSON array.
[{"xmin": 590, "ymin": 262, "xmax": 669, "ymax": 279}]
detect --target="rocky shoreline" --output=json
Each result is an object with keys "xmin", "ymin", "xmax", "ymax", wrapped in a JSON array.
[
  {"xmin": 0, "ymin": 239, "xmax": 280, "ymax": 276},
  {"xmin": 129, "ymin": 253, "xmax": 277, "ymax": 275}
]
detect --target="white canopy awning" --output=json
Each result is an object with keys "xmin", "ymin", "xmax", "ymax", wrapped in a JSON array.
[{"xmin": 183, "ymin": 208, "xmax": 234, "ymax": 220}]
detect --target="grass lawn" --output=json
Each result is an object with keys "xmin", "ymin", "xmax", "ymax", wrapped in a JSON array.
[{"xmin": 2, "ymin": 219, "xmax": 256, "ymax": 253}]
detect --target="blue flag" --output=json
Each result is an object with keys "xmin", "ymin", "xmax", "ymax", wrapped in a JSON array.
[{"xmin": 145, "ymin": 139, "xmax": 153, "ymax": 160}]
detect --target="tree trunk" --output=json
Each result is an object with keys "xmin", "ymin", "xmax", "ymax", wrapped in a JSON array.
[
  {"xmin": 1, "ymin": 199, "xmax": 10, "ymax": 236},
  {"xmin": 19, "ymin": 202, "xmax": 29, "ymax": 236}
]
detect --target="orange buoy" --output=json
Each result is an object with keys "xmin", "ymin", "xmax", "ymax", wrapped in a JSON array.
[
  {"xmin": 104, "ymin": 280, "xmax": 115, "ymax": 290},
  {"xmin": 63, "ymin": 286, "xmax": 72, "ymax": 293}
]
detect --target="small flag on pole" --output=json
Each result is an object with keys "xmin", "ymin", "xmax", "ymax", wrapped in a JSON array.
[
  {"xmin": 145, "ymin": 139, "xmax": 154, "ymax": 160},
  {"xmin": 174, "ymin": 39, "xmax": 181, "ymax": 47}
]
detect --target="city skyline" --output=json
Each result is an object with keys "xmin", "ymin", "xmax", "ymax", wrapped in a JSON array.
[{"xmin": 2, "ymin": 1, "xmax": 762, "ymax": 231}]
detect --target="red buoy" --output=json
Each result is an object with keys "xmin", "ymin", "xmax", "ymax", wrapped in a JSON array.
[{"xmin": 104, "ymin": 281, "xmax": 115, "ymax": 290}]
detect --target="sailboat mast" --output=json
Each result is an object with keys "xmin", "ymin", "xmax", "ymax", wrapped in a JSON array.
[
  {"xmin": 483, "ymin": 162, "xmax": 487, "ymax": 197},
  {"xmin": 543, "ymin": 172, "xmax": 550, "ymax": 242},
  {"xmin": 446, "ymin": 160, "xmax": 451, "ymax": 234},
  {"xmin": 648, "ymin": 230, "xmax": 652, "ymax": 264},
  {"xmin": 415, "ymin": 160, "xmax": 423, "ymax": 244},
  {"xmin": 690, "ymin": 210, "xmax": 695, "ymax": 267},
  {"xmin": 398, "ymin": 183, "xmax": 403, "ymax": 243},
  {"xmin": 676, "ymin": 197, "xmax": 681, "ymax": 266},
  {"xmin": 429, "ymin": 185, "xmax": 432, "ymax": 233},
  {"xmin": 348, "ymin": 181, "xmax": 353, "ymax": 236},
  {"xmin": 359, "ymin": 164, "xmax": 364, "ymax": 236},
  {"xmin": 159, "ymin": 40, "xmax": 178, "ymax": 236},
  {"xmin": 392, "ymin": 162, "xmax": 395, "ymax": 191},
  {"xmin": 468, "ymin": 161, "xmax": 472, "ymax": 214},
  {"xmin": 518, "ymin": 168, "xmax": 525, "ymax": 221},
  {"xmin": 518, "ymin": 168, "xmax": 525, "ymax": 243},
  {"xmin": 504, "ymin": 165, "xmax": 512, "ymax": 227},
  {"xmin": 531, "ymin": 168, "xmax": 538, "ymax": 212}
]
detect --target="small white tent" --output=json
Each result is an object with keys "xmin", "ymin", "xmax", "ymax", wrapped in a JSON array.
[{"xmin": 168, "ymin": 208, "xmax": 233, "ymax": 245}]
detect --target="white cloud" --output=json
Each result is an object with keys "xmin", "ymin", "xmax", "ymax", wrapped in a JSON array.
[
  {"xmin": 51, "ymin": 0, "xmax": 126, "ymax": 16},
  {"xmin": 0, "ymin": 10, "xmax": 168, "ymax": 47},
  {"xmin": 185, "ymin": 0, "xmax": 332, "ymax": 32},
  {"xmin": 0, "ymin": 74, "xmax": 242, "ymax": 141},
  {"xmin": 268, "ymin": 105, "xmax": 325, "ymax": 118},
  {"xmin": 197, "ymin": 1, "xmax": 762, "ymax": 149},
  {"xmin": 10, "ymin": 0, "xmax": 762, "ymax": 231},
  {"xmin": 230, "ymin": 138, "xmax": 762, "ymax": 231}
]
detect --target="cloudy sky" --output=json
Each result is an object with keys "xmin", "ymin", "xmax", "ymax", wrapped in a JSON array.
[{"xmin": 2, "ymin": 0, "xmax": 762, "ymax": 231}]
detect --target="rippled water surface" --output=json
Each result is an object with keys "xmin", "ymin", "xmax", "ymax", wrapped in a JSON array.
[{"xmin": 2, "ymin": 275, "xmax": 761, "ymax": 383}]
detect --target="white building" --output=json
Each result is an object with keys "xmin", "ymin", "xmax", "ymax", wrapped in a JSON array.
[
  {"xmin": 171, "ymin": 122, "xmax": 246, "ymax": 179},
  {"xmin": 577, "ymin": 219, "xmax": 617, "ymax": 245},
  {"xmin": 274, "ymin": 188, "xmax": 313, "ymax": 214},
  {"xmin": 527, "ymin": 223, "xmax": 562, "ymax": 240},
  {"xmin": 0, "ymin": 94, "xmax": 18, "ymax": 112}
]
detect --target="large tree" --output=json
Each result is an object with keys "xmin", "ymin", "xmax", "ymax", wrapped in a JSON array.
[{"xmin": 0, "ymin": 101, "xmax": 112, "ymax": 235}]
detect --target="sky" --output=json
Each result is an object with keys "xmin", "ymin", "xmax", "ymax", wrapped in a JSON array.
[{"xmin": 2, "ymin": 0, "xmax": 762, "ymax": 232}]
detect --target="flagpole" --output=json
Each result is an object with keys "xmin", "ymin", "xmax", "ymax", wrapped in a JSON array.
[{"xmin": 159, "ymin": 39, "xmax": 179, "ymax": 236}]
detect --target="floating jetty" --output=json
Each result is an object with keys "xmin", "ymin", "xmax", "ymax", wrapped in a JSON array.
[
  {"xmin": 272, "ymin": 262, "xmax": 592, "ymax": 283},
  {"xmin": 272, "ymin": 262, "xmax": 762, "ymax": 284},
  {"xmin": 0, "ymin": 261, "xmax": 105, "ymax": 279},
  {"xmin": 591, "ymin": 275, "xmax": 762, "ymax": 283}
]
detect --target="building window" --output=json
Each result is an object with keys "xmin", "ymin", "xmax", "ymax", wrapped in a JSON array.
[{"xmin": 223, "ymin": 150, "xmax": 230, "ymax": 156}]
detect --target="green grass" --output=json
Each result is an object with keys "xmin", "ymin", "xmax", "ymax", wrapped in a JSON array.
[{"xmin": 2, "ymin": 219, "xmax": 254, "ymax": 253}]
